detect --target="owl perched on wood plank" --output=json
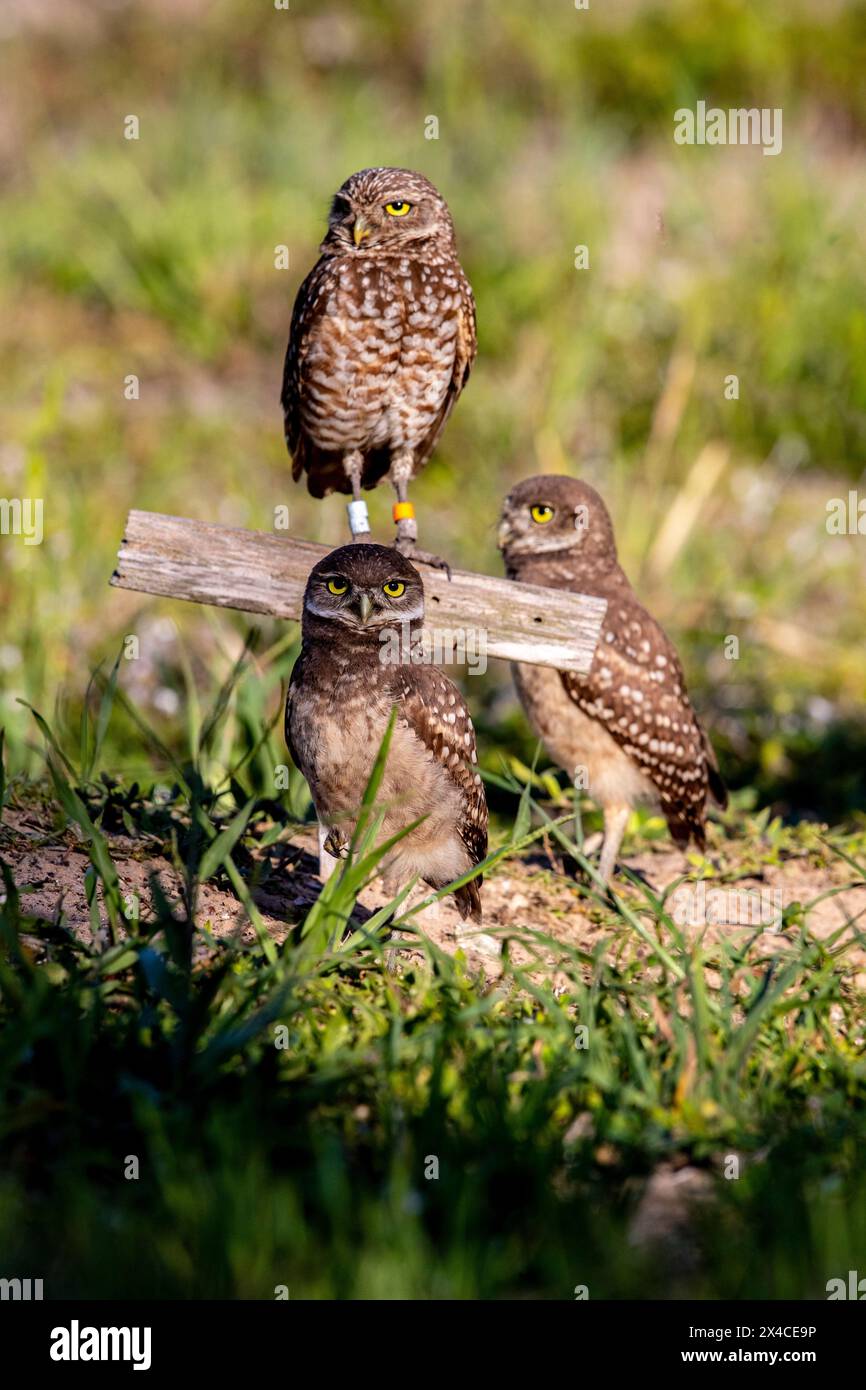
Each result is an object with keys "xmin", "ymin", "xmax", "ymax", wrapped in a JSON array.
[
  {"xmin": 285, "ymin": 543, "xmax": 487, "ymax": 920},
  {"xmin": 281, "ymin": 168, "xmax": 476, "ymax": 567},
  {"xmin": 498, "ymin": 476, "xmax": 726, "ymax": 884}
]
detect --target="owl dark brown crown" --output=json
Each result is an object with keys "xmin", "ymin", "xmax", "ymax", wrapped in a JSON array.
[{"xmin": 306, "ymin": 542, "xmax": 421, "ymax": 588}]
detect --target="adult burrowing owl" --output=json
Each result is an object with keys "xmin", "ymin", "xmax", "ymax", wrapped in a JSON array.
[
  {"xmin": 285, "ymin": 543, "xmax": 487, "ymax": 919},
  {"xmin": 498, "ymin": 476, "xmax": 726, "ymax": 884},
  {"xmin": 281, "ymin": 167, "xmax": 476, "ymax": 566}
]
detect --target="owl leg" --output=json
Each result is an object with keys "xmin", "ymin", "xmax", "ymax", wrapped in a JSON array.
[
  {"xmin": 343, "ymin": 450, "xmax": 372, "ymax": 542},
  {"xmin": 389, "ymin": 450, "xmax": 451, "ymax": 576},
  {"xmin": 597, "ymin": 804, "xmax": 631, "ymax": 886}
]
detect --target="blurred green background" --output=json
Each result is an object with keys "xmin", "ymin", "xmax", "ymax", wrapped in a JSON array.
[{"xmin": 1, "ymin": 0, "xmax": 865, "ymax": 822}]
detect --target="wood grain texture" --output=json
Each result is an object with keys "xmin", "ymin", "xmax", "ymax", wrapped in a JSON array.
[{"xmin": 110, "ymin": 510, "xmax": 607, "ymax": 673}]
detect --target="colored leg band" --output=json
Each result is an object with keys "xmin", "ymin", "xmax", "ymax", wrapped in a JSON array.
[
  {"xmin": 393, "ymin": 501, "xmax": 415, "ymax": 522},
  {"xmin": 347, "ymin": 499, "xmax": 371, "ymax": 535}
]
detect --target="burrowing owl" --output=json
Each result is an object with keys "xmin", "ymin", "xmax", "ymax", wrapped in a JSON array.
[
  {"xmin": 281, "ymin": 167, "xmax": 476, "ymax": 566},
  {"xmin": 285, "ymin": 543, "xmax": 487, "ymax": 919},
  {"xmin": 498, "ymin": 476, "xmax": 726, "ymax": 884}
]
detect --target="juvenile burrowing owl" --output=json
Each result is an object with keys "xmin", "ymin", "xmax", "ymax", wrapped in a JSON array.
[
  {"xmin": 498, "ymin": 476, "xmax": 726, "ymax": 884},
  {"xmin": 285, "ymin": 543, "xmax": 487, "ymax": 920},
  {"xmin": 281, "ymin": 168, "xmax": 476, "ymax": 566}
]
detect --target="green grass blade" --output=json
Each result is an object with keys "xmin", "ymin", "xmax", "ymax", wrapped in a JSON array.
[{"xmin": 197, "ymin": 798, "xmax": 256, "ymax": 883}]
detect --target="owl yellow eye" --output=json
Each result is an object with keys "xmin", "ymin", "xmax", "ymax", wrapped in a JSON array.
[
  {"xmin": 326, "ymin": 578, "xmax": 348, "ymax": 595},
  {"xmin": 530, "ymin": 504, "xmax": 555, "ymax": 524},
  {"xmin": 384, "ymin": 201, "xmax": 411, "ymax": 216},
  {"xmin": 382, "ymin": 580, "xmax": 406, "ymax": 597}
]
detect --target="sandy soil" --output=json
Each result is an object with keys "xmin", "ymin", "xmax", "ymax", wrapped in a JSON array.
[{"xmin": 3, "ymin": 806, "xmax": 865, "ymax": 988}]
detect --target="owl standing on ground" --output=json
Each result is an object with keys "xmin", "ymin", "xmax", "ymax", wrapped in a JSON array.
[
  {"xmin": 281, "ymin": 167, "xmax": 476, "ymax": 569},
  {"xmin": 498, "ymin": 476, "xmax": 726, "ymax": 884},
  {"xmin": 285, "ymin": 543, "xmax": 488, "ymax": 920}
]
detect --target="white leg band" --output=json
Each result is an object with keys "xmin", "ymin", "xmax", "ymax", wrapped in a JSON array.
[{"xmin": 347, "ymin": 499, "xmax": 371, "ymax": 536}]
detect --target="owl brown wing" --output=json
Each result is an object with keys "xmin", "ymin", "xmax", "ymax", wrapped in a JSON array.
[
  {"xmin": 414, "ymin": 268, "xmax": 477, "ymax": 469},
  {"xmin": 282, "ymin": 258, "xmax": 332, "ymax": 469},
  {"xmin": 283, "ymin": 648, "xmax": 311, "ymax": 774},
  {"xmin": 561, "ymin": 596, "xmax": 719, "ymax": 847},
  {"xmin": 387, "ymin": 661, "xmax": 488, "ymax": 872}
]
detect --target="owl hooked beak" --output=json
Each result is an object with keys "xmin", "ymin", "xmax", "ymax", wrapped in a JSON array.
[
  {"xmin": 353, "ymin": 216, "xmax": 371, "ymax": 247},
  {"xmin": 496, "ymin": 520, "xmax": 513, "ymax": 550},
  {"xmin": 355, "ymin": 592, "xmax": 374, "ymax": 625}
]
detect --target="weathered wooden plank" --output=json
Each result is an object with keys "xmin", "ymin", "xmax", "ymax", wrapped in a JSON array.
[{"xmin": 110, "ymin": 510, "xmax": 607, "ymax": 673}]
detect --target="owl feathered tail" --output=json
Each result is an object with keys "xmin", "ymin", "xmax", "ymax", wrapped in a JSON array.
[
  {"xmin": 454, "ymin": 878, "xmax": 483, "ymax": 923},
  {"xmin": 289, "ymin": 435, "xmax": 391, "ymax": 498},
  {"xmin": 664, "ymin": 730, "xmax": 727, "ymax": 851},
  {"xmin": 702, "ymin": 729, "xmax": 728, "ymax": 809}
]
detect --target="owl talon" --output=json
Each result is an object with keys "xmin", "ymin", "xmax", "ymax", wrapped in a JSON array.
[
  {"xmin": 323, "ymin": 828, "xmax": 350, "ymax": 859},
  {"xmin": 394, "ymin": 540, "xmax": 452, "ymax": 579}
]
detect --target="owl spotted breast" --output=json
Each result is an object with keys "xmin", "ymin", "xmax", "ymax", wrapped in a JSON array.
[
  {"xmin": 498, "ymin": 476, "xmax": 726, "ymax": 884},
  {"xmin": 281, "ymin": 168, "xmax": 476, "ymax": 564},
  {"xmin": 285, "ymin": 543, "xmax": 487, "ymax": 920}
]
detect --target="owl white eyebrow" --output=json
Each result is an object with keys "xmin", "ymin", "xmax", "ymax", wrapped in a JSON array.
[
  {"xmin": 304, "ymin": 595, "xmax": 347, "ymax": 619},
  {"xmin": 386, "ymin": 593, "xmax": 422, "ymax": 607},
  {"xmin": 381, "ymin": 599, "xmax": 424, "ymax": 624}
]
